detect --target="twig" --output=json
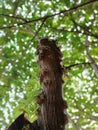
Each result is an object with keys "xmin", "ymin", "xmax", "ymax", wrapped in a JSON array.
[
  {"xmin": 32, "ymin": 18, "xmax": 47, "ymax": 40},
  {"xmin": 65, "ymin": 62, "xmax": 90, "ymax": 70},
  {"xmin": 71, "ymin": 19, "xmax": 98, "ymax": 39},
  {"xmin": 0, "ymin": 0, "xmax": 21, "ymax": 42},
  {"xmin": 0, "ymin": 14, "xmax": 27, "ymax": 22},
  {"xmin": 0, "ymin": 0, "xmax": 38, "ymax": 39},
  {"xmin": 84, "ymin": 35, "xmax": 98, "ymax": 77},
  {"xmin": 0, "ymin": 0, "xmax": 98, "ymax": 29},
  {"xmin": 13, "ymin": 0, "xmax": 21, "ymax": 16},
  {"xmin": 89, "ymin": 116, "xmax": 98, "ymax": 121},
  {"xmin": 51, "ymin": 26, "xmax": 98, "ymax": 39},
  {"xmin": 25, "ymin": 24, "xmax": 39, "ymax": 39}
]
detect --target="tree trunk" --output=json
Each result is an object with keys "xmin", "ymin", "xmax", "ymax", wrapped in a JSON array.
[{"xmin": 37, "ymin": 38, "xmax": 68, "ymax": 130}]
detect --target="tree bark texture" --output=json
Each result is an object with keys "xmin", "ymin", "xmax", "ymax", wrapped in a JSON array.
[
  {"xmin": 7, "ymin": 113, "xmax": 41, "ymax": 130},
  {"xmin": 37, "ymin": 38, "xmax": 68, "ymax": 130}
]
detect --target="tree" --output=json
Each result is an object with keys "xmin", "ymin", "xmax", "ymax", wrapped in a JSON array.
[{"xmin": 0, "ymin": 0, "xmax": 98, "ymax": 130}]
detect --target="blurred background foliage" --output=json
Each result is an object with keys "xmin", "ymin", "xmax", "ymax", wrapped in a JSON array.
[{"xmin": 0, "ymin": 0, "xmax": 98, "ymax": 129}]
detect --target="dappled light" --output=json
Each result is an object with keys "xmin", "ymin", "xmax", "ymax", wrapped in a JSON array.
[{"xmin": 0, "ymin": 0, "xmax": 98, "ymax": 130}]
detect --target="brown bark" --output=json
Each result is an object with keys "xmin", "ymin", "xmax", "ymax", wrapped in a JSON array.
[
  {"xmin": 7, "ymin": 113, "xmax": 41, "ymax": 130},
  {"xmin": 37, "ymin": 38, "xmax": 68, "ymax": 130},
  {"xmin": 7, "ymin": 113, "xmax": 31, "ymax": 130}
]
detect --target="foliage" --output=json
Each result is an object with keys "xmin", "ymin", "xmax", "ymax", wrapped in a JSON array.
[{"xmin": 0, "ymin": 0, "xmax": 98, "ymax": 130}]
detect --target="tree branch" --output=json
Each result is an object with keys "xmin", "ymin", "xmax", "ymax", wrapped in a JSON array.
[
  {"xmin": 71, "ymin": 19, "xmax": 98, "ymax": 39},
  {"xmin": 84, "ymin": 35, "xmax": 98, "ymax": 77},
  {"xmin": 0, "ymin": 0, "xmax": 98, "ymax": 29},
  {"xmin": 65, "ymin": 62, "xmax": 90, "ymax": 70},
  {"xmin": 51, "ymin": 26, "xmax": 98, "ymax": 40},
  {"xmin": 0, "ymin": 14, "xmax": 27, "ymax": 22},
  {"xmin": 32, "ymin": 18, "xmax": 47, "ymax": 40},
  {"xmin": 13, "ymin": 0, "xmax": 21, "ymax": 16},
  {"xmin": 0, "ymin": 0, "xmax": 38, "ymax": 39},
  {"xmin": 89, "ymin": 116, "xmax": 98, "ymax": 121}
]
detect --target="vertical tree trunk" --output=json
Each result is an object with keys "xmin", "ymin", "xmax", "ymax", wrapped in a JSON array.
[{"xmin": 37, "ymin": 38, "xmax": 68, "ymax": 130}]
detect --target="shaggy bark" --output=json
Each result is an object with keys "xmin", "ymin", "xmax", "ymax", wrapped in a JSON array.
[{"xmin": 37, "ymin": 38, "xmax": 68, "ymax": 130}]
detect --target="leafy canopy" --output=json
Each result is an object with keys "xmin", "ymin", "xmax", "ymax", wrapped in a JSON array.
[{"xmin": 0, "ymin": 0, "xmax": 98, "ymax": 130}]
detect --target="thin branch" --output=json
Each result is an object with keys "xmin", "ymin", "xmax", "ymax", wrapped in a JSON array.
[
  {"xmin": 0, "ymin": 0, "xmax": 22, "ymax": 43},
  {"xmin": 89, "ymin": 116, "xmax": 98, "ymax": 121},
  {"xmin": 0, "ymin": 0, "xmax": 98, "ymax": 29},
  {"xmin": 0, "ymin": 0, "xmax": 38, "ymax": 38},
  {"xmin": 25, "ymin": 24, "xmax": 39, "ymax": 38},
  {"xmin": 0, "ymin": 14, "xmax": 27, "ymax": 22},
  {"xmin": 71, "ymin": 19, "xmax": 98, "ymax": 39},
  {"xmin": 32, "ymin": 18, "xmax": 47, "ymax": 40},
  {"xmin": 9, "ymin": 26, "xmax": 36, "ymax": 35},
  {"xmin": 65, "ymin": 62, "xmax": 90, "ymax": 70},
  {"xmin": 84, "ymin": 35, "xmax": 98, "ymax": 77},
  {"xmin": 13, "ymin": 0, "xmax": 21, "ymax": 16},
  {"xmin": 51, "ymin": 26, "xmax": 98, "ymax": 39}
]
